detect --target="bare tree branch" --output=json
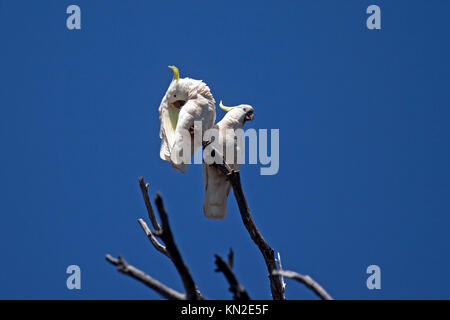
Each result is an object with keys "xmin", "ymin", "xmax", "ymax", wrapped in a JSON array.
[
  {"xmin": 202, "ymin": 144, "xmax": 285, "ymax": 300},
  {"xmin": 137, "ymin": 218, "xmax": 168, "ymax": 257},
  {"xmin": 276, "ymin": 252, "xmax": 287, "ymax": 296},
  {"xmin": 138, "ymin": 178, "xmax": 203, "ymax": 298},
  {"xmin": 153, "ymin": 193, "xmax": 203, "ymax": 300},
  {"xmin": 272, "ymin": 269, "xmax": 333, "ymax": 300},
  {"xmin": 139, "ymin": 177, "xmax": 161, "ymax": 231},
  {"xmin": 105, "ymin": 254, "xmax": 185, "ymax": 300},
  {"xmin": 227, "ymin": 248, "xmax": 234, "ymax": 270},
  {"xmin": 107, "ymin": 179, "xmax": 204, "ymax": 300},
  {"xmin": 203, "ymin": 145, "xmax": 286, "ymax": 300},
  {"xmin": 208, "ymin": 160, "xmax": 285, "ymax": 299},
  {"xmin": 106, "ymin": 160, "xmax": 332, "ymax": 300},
  {"xmin": 214, "ymin": 253, "xmax": 250, "ymax": 300},
  {"xmin": 229, "ymin": 170, "xmax": 285, "ymax": 300}
]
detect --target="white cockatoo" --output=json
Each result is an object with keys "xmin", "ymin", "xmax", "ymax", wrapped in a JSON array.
[
  {"xmin": 159, "ymin": 66, "xmax": 216, "ymax": 173},
  {"xmin": 203, "ymin": 101, "xmax": 254, "ymax": 219}
]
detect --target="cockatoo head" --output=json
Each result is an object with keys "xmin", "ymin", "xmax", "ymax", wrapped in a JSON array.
[
  {"xmin": 166, "ymin": 66, "xmax": 195, "ymax": 109},
  {"xmin": 219, "ymin": 101, "xmax": 254, "ymax": 125}
]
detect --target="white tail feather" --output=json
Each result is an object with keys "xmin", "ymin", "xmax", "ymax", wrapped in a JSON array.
[{"xmin": 203, "ymin": 164, "xmax": 231, "ymax": 219}]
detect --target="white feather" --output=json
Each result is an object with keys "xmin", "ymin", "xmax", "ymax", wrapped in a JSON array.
[
  {"xmin": 203, "ymin": 105, "xmax": 253, "ymax": 219},
  {"xmin": 159, "ymin": 97, "xmax": 180, "ymax": 161},
  {"xmin": 203, "ymin": 164, "xmax": 232, "ymax": 219},
  {"xmin": 170, "ymin": 95, "xmax": 215, "ymax": 173},
  {"xmin": 158, "ymin": 76, "xmax": 215, "ymax": 172}
]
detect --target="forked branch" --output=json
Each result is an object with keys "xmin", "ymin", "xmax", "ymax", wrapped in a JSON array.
[
  {"xmin": 214, "ymin": 252, "xmax": 250, "ymax": 300},
  {"xmin": 106, "ymin": 154, "xmax": 332, "ymax": 300},
  {"xmin": 153, "ymin": 192, "xmax": 203, "ymax": 300},
  {"xmin": 272, "ymin": 270, "xmax": 333, "ymax": 300},
  {"xmin": 107, "ymin": 179, "xmax": 203, "ymax": 300}
]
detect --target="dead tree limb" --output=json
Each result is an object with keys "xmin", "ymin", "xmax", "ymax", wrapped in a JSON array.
[
  {"xmin": 137, "ymin": 218, "xmax": 168, "ymax": 257},
  {"xmin": 105, "ymin": 254, "xmax": 185, "ymax": 300},
  {"xmin": 276, "ymin": 252, "xmax": 287, "ymax": 296},
  {"xmin": 137, "ymin": 178, "xmax": 169, "ymax": 257},
  {"xmin": 106, "ymin": 154, "xmax": 331, "ymax": 300},
  {"xmin": 107, "ymin": 179, "xmax": 204, "ymax": 300},
  {"xmin": 153, "ymin": 193, "xmax": 203, "ymax": 300},
  {"xmin": 139, "ymin": 177, "xmax": 161, "ymax": 231},
  {"xmin": 272, "ymin": 270, "xmax": 333, "ymax": 300},
  {"xmin": 141, "ymin": 178, "xmax": 203, "ymax": 299},
  {"xmin": 209, "ymin": 154, "xmax": 285, "ymax": 300},
  {"xmin": 227, "ymin": 248, "xmax": 234, "ymax": 269},
  {"xmin": 214, "ymin": 253, "xmax": 250, "ymax": 300},
  {"xmin": 230, "ymin": 170, "xmax": 284, "ymax": 300}
]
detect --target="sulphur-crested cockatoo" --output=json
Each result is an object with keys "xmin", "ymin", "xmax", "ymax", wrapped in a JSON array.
[
  {"xmin": 159, "ymin": 66, "xmax": 216, "ymax": 172},
  {"xmin": 203, "ymin": 101, "xmax": 254, "ymax": 219}
]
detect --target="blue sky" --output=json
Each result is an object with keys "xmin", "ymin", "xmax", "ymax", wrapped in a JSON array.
[{"xmin": 0, "ymin": 1, "xmax": 449, "ymax": 299}]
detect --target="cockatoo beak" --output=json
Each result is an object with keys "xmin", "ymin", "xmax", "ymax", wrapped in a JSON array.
[
  {"xmin": 245, "ymin": 113, "xmax": 254, "ymax": 121},
  {"xmin": 171, "ymin": 100, "xmax": 186, "ymax": 109}
]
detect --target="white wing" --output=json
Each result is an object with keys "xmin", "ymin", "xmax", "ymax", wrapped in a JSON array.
[
  {"xmin": 202, "ymin": 112, "xmax": 243, "ymax": 219},
  {"xmin": 158, "ymin": 96, "xmax": 180, "ymax": 161},
  {"xmin": 170, "ymin": 96, "xmax": 215, "ymax": 173}
]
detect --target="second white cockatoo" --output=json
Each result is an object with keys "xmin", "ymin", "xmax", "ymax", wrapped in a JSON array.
[
  {"xmin": 203, "ymin": 101, "xmax": 254, "ymax": 219},
  {"xmin": 158, "ymin": 66, "xmax": 216, "ymax": 173}
]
